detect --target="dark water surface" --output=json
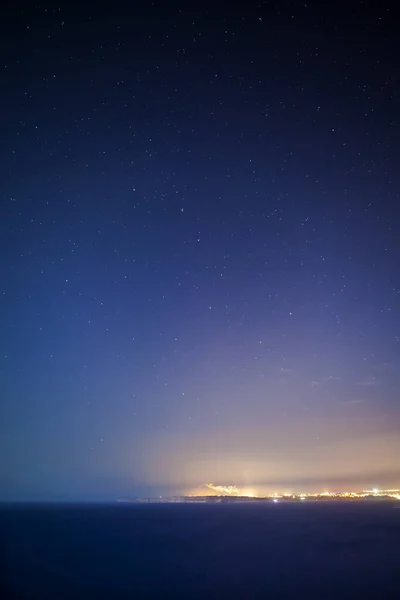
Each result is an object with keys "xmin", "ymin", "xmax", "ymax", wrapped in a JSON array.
[{"xmin": 1, "ymin": 502, "xmax": 400, "ymax": 599}]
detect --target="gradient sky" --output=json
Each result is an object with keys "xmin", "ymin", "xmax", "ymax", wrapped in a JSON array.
[{"xmin": 1, "ymin": 1, "xmax": 399, "ymax": 501}]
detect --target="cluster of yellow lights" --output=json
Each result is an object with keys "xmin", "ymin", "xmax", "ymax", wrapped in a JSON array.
[
  {"xmin": 192, "ymin": 485, "xmax": 400, "ymax": 500},
  {"xmin": 266, "ymin": 488, "xmax": 400, "ymax": 500}
]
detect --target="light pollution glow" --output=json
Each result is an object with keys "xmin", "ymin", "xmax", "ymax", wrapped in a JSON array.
[
  {"xmin": 139, "ymin": 420, "xmax": 400, "ymax": 494},
  {"xmin": 190, "ymin": 483, "xmax": 255, "ymax": 497}
]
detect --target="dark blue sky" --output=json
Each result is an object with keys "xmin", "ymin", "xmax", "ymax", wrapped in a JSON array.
[{"xmin": 1, "ymin": 1, "xmax": 399, "ymax": 501}]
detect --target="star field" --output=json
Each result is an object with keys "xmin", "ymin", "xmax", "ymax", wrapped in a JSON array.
[{"xmin": 1, "ymin": 1, "xmax": 399, "ymax": 501}]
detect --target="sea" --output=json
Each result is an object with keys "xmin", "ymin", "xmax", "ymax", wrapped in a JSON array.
[{"xmin": 1, "ymin": 501, "xmax": 400, "ymax": 599}]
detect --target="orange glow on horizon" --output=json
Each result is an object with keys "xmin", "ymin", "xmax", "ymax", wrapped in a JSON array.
[{"xmin": 188, "ymin": 483, "xmax": 258, "ymax": 497}]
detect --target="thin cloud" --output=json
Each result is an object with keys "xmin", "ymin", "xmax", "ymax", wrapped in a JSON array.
[
  {"xmin": 357, "ymin": 378, "xmax": 379, "ymax": 386},
  {"xmin": 340, "ymin": 398, "xmax": 366, "ymax": 406},
  {"xmin": 310, "ymin": 375, "xmax": 341, "ymax": 387}
]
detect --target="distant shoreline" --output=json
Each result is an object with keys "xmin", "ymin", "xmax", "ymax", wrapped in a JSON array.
[
  {"xmin": 116, "ymin": 492, "xmax": 400, "ymax": 504},
  {"xmin": 1, "ymin": 489, "xmax": 399, "ymax": 506}
]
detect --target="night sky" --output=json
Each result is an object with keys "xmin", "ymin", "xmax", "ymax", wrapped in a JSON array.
[{"xmin": 1, "ymin": 1, "xmax": 399, "ymax": 502}]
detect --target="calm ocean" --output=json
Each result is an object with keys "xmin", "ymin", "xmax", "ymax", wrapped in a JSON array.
[{"xmin": 1, "ymin": 502, "xmax": 399, "ymax": 599}]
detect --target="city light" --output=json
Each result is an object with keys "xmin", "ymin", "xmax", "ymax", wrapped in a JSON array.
[
  {"xmin": 123, "ymin": 487, "xmax": 400, "ymax": 504},
  {"xmin": 190, "ymin": 486, "xmax": 400, "ymax": 501}
]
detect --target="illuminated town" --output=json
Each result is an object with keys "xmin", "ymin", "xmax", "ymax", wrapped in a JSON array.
[{"xmin": 118, "ymin": 486, "xmax": 400, "ymax": 503}]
